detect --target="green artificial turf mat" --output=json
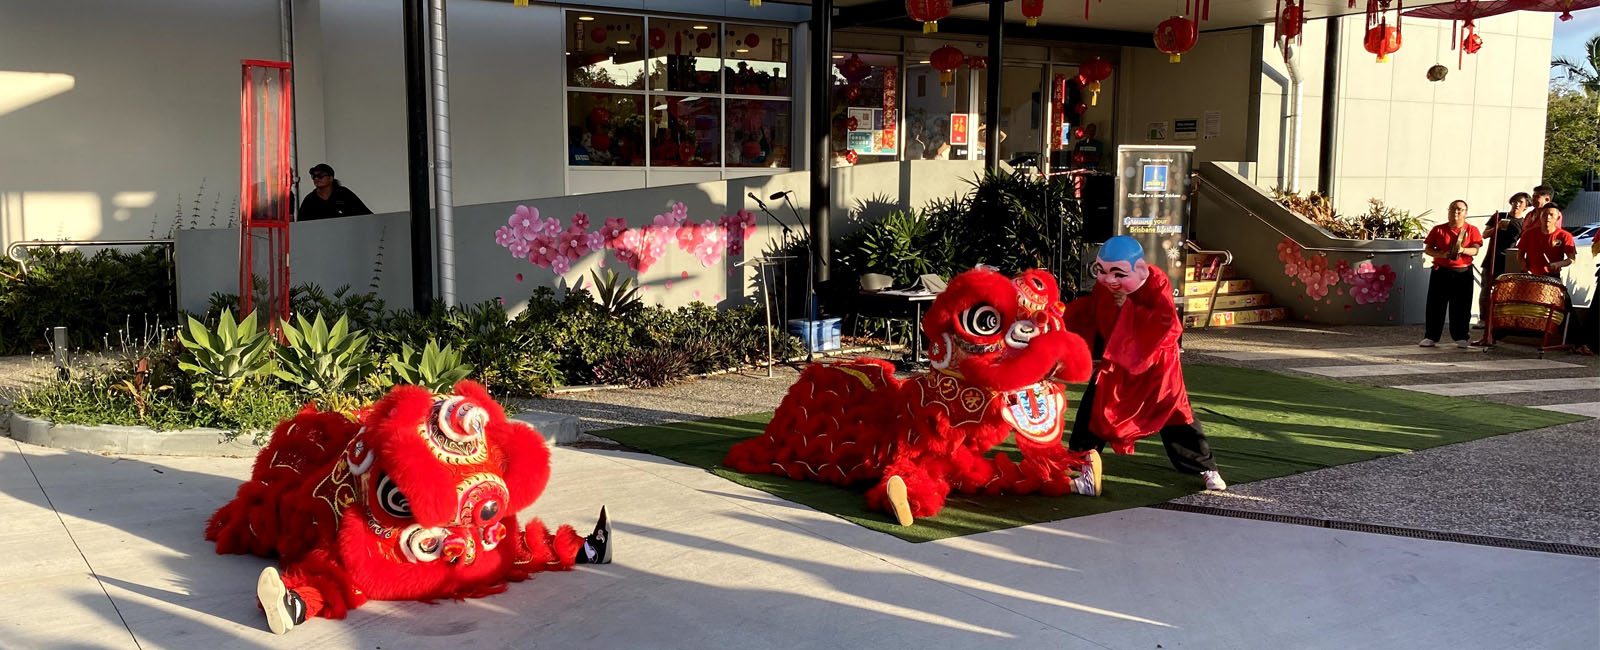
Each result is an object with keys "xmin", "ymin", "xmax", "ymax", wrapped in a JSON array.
[{"xmin": 593, "ymin": 364, "xmax": 1586, "ymax": 542}]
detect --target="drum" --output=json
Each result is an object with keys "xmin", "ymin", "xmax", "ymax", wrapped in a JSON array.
[{"xmin": 1490, "ymin": 273, "xmax": 1567, "ymax": 337}]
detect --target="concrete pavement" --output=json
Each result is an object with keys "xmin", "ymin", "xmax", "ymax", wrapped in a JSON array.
[{"xmin": 3, "ymin": 436, "xmax": 1596, "ymax": 650}]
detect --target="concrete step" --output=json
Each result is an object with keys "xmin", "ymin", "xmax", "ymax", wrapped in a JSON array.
[
  {"xmin": 1182, "ymin": 279, "xmax": 1253, "ymax": 296},
  {"xmin": 1183, "ymin": 291, "xmax": 1274, "ymax": 311},
  {"xmin": 510, "ymin": 410, "xmax": 580, "ymax": 445},
  {"xmin": 1183, "ymin": 265, "xmax": 1237, "ymax": 282},
  {"xmin": 1183, "ymin": 306, "xmax": 1289, "ymax": 328}
]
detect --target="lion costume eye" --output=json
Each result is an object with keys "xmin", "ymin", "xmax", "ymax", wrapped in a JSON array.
[
  {"xmin": 959, "ymin": 305, "xmax": 1002, "ymax": 337},
  {"xmin": 376, "ymin": 473, "xmax": 412, "ymax": 519}
]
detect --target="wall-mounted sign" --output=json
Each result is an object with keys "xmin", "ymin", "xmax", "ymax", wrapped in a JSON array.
[
  {"xmin": 1145, "ymin": 121, "xmax": 1167, "ymax": 141},
  {"xmin": 1173, "ymin": 118, "xmax": 1198, "ymax": 141}
]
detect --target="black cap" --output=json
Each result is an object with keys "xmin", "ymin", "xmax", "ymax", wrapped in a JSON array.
[{"xmin": 309, "ymin": 163, "xmax": 334, "ymax": 177}]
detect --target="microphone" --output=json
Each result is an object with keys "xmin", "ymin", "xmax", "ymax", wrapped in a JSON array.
[
  {"xmin": 749, "ymin": 192, "xmax": 791, "ymax": 232},
  {"xmin": 747, "ymin": 191, "xmax": 768, "ymax": 208},
  {"xmin": 769, "ymin": 190, "xmax": 792, "ymax": 201}
]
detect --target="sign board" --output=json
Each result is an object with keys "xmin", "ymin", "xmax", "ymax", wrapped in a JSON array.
[
  {"xmin": 1173, "ymin": 118, "xmax": 1198, "ymax": 141},
  {"xmin": 1115, "ymin": 145, "xmax": 1194, "ymax": 301},
  {"xmin": 950, "ymin": 113, "xmax": 970, "ymax": 145}
]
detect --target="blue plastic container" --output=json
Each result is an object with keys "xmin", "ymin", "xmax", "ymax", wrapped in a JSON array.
[{"xmin": 788, "ymin": 318, "xmax": 842, "ymax": 352}]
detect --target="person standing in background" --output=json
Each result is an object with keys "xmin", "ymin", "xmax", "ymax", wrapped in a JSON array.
[
  {"xmin": 1475, "ymin": 192, "xmax": 1528, "ymax": 329},
  {"xmin": 297, "ymin": 164, "xmax": 372, "ymax": 221},
  {"xmin": 1421, "ymin": 200, "xmax": 1483, "ymax": 349}
]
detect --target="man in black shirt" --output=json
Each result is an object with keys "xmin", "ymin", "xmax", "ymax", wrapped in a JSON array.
[
  {"xmin": 1476, "ymin": 191, "xmax": 1527, "ymax": 328},
  {"xmin": 297, "ymin": 163, "xmax": 372, "ymax": 221}
]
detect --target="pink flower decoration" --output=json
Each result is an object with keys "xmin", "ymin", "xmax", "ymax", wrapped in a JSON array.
[
  {"xmin": 508, "ymin": 238, "xmax": 531, "ymax": 259},
  {"xmin": 585, "ymin": 231, "xmax": 605, "ymax": 252},
  {"xmin": 494, "ymin": 226, "xmax": 517, "ymax": 248},
  {"xmin": 551, "ymin": 256, "xmax": 571, "ymax": 275},
  {"xmin": 558, "ymin": 228, "xmax": 588, "ymax": 260},
  {"xmin": 601, "ymin": 217, "xmax": 628, "ymax": 248},
  {"xmin": 515, "ymin": 273, "xmax": 523, "ymax": 283},
  {"xmin": 681, "ymin": 271, "xmax": 689, "ymax": 279},
  {"xmin": 668, "ymin": 202, "xmax": 689, "ymax": 224},
  {"xmin": 527, "ymin": 233, "xmax": 558, "ymax": 268},
  {"xmin": 509, "ymin": 205, "xmax": 539, "ymax": 234},
  {"xmin": 571, "ymin": 212, "xmax": 590, "ymax": 230}
]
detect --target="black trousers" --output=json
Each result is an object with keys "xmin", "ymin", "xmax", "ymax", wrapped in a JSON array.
[
  {"xmin": 1425, "ymin": 267, "xmax": 1474, "ymax": 343},
  {"xmin": 1067, "ymin": 374, "xmax": 1217, "ymax": 474}
]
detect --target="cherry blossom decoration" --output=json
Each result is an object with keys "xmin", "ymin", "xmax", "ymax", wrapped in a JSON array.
[{"xmin": 494, "ymin": 203, "xmax": 762, "ymax": 276}]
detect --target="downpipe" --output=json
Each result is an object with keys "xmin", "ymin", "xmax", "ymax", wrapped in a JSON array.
[
  {"xmin": 1284, "ymin": 42, "xmax": 1304, "ymax": 194},
  {"xmin": 428, "ymin": 0, "xmax": 456, "ymax": 306}
]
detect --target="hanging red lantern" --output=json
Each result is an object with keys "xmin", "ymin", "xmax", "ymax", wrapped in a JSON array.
[
  {"xmin": 1073, "ymin": 101, "xmax": 1088, "ymax": 115},
  {"xmin": 845, "ymin": 150, "xmax": 859, "ymax": 165},
  {"xmin": 590, "ymin": 26, "xmax": 608, "ymax": 44},
  {"xmin": 1364, "ymin": 24, "xmax": 1401, "ymax": 63},
  {"xmin": 696, "ymin": 32, "xmax": 714, "ymax": 51},
  {"xmin": 1021, "ymin": 0, "xmax": 1046, "ymax": 26},
  {"xmin": 745, "ymin": 33, "xmax": 760, "ymax": 48},
  {"xmin": 1153, "ymin": 16, "xmax": 1198, "ymax": 63},
  {"xmin": 907, "ymin": 0, "xmax": 954, "ymax": 34},
  {"xmin": 590, "ymin": 132, "xmax": 611, "ymax": 152},
  {"xmin": 1462, "ymin": 31, "xmax": 1482, "ymax": 54},
  {"xmin": 929, "ymin": 45, "xmax": 965, "ymax": 97},
  {"xmin": 966, "ymin": 55, "xmax": 988, "ymax": 70},
  {"xmin": 847, "ymin": 116, "xmax": 859, "ymax": 131},
  {"xmin": 1080, "ymin": 57, "xmax": 1113, "ymax": 83},
  {"xmin": 649, "ymin": 28, "xmax": 666, "ymax": 50},
  {"xmin": 1275, "ymin": 0, "xmax": 1307, "ymax": 61},
  {"xmin": 588, "ymin": 106, "xmax": 611, "ymax": 128},
  {"xmin": 1073, "ymin": 126, "xmax": 1086, "ymax": 140}
]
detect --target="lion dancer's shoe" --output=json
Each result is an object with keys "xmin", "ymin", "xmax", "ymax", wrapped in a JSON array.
[
  {"xmin": 1068, "ymin": 449, "xmax": 1102, "ymax": 497},
  {"xmin": 574, "ymin": 506, "xmax": 612, "ymax": 565},
  {"xmin": 885, "ymin": 476, "xmax": 913, "ymax": 527},
  {"xmin": 257, "ymin": 567, "xmax": 308, "ymax": 636}
]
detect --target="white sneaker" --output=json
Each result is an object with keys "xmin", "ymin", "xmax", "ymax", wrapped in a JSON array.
[
  {"xmin": 1201, "ymin": 470, "xmax": 1227, "ymax": 491},
  {"xmin": 1419, "ymin": 338, "xmax": 1436, "ymax": 348},
  {"xmin": 1070, "ymin": 449, "xmax": 1103, "ymax": 497},
  {"xmin": 1455, "ymin": 339, "xmax": 1472, "ymax": 349}
]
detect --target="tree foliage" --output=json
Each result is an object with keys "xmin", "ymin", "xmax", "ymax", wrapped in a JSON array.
[{"xmin": 1543, "ymin": 89, "xmax": 1599, "ymax": 208}]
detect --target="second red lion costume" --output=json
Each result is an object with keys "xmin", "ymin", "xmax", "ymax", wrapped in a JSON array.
[
  {"xmin": 723, "ymin": 268, "xmax": 1095, "ymax": 526},
  {"xmin": 207, "ymin": 381, "xmax": 611, "ymax": 635}
]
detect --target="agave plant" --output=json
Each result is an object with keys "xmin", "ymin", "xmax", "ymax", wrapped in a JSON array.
[
  {"xmin": 273, "ymin": 312, "xmax": 373, "ymax": 396},
  {"xmin": 176, "ymin": 309, "xmax": 274, "ymax": 391},
  {"xmin": 388, "ymin": 339, "xmax": 473, "ymax": 393},
  {"xmin": 587, "ymin": 268, "xmax": 643, "ymax": 316}
]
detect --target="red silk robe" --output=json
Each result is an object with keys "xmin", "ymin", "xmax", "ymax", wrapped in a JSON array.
[{"xmin": 1060, "ymin": 265, "xmax": 1194, "ymax": 454}]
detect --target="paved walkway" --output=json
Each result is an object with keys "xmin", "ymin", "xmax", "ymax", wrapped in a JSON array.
[{"xmin": 2, "ymin": 323, "xmax": 1597, "ymax": 648}]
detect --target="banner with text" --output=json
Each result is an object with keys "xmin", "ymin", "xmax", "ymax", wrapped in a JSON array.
[{"xmin": 1114, "ymin": 145, "xmax": 1194, "ymax": 300}]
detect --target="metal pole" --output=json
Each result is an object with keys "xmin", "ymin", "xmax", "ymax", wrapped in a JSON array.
[
  {"xmin": 1317, "ymin": 16, "xmax": 1341, "ymax": 197},
  {"xmin": 403, "ymin": 0, "xmax": 435, "ymax": 312},
  {"xmin": 984, "ymin": 0, "xmax": 1003, "ymax": 171},
  {"xmin": 428, "ymin": 0, "xmax": 456, "ymax": 308},
  {"xmin": 51, "ymin": 326, "xmax": 69, "ymax": 380},
  {"xmin": 810, "ymin": 0, "xmax": 832, "ymax": 285}
]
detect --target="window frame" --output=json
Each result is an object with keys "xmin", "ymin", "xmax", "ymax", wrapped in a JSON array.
[{"xmin": 563, "ymin": 9, "xmax": 796, "ymax": 177}]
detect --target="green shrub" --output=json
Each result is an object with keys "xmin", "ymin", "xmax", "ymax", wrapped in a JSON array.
[
  {"xmin": 388, "ymin": 340, "xmax": 473, "ymax": 393},
  {"xmin": 273, "ymin": 313, "xmax": 374, "ymax": 398},
  {"xmin": 176, "ymin": 309, "xmax": 274, "ymax": 392},
  {"xmin": 0, "ymin": 245, "xmax": 175, "ymax": 355}
]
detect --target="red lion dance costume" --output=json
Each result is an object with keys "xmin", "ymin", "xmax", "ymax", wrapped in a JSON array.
[
  {"xmin": 724, "ymin": 268, "xmax": 1094, "ymax": 526},
  {"xmin": 206, "ymin": 381, "xmax": 611, "ymax": 635}
]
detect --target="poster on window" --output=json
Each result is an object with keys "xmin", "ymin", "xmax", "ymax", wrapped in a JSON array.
[
  {"xmin": 950, "ymin": 113, "xmax": 970, "ymax": 146},
  {"xmin": 880, "ymin": 67, "xmax": 898, "ymax": 156},
  {"xmin": 1115, "ymin": 145, "xmax": 1194, "ymax": 301}
]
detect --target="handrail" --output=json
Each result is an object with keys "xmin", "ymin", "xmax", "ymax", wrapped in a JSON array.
[
  {"xmin": 1191, "ymin": 172, "xmax": 1423, "ymax": 256},
  {"xmin": 7, "ymin": 239, "xmax": 175, "ymax": 275},
  {"xmin": 1183, "ymin": 240, "xmax": 1233, "ymax": 266},
  {"xmin": 1181, "ymin": 240, "xmax": 1232, "ymax": 328}
]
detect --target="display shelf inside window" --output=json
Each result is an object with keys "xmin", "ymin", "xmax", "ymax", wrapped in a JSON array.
[
  {"xmin": 724, "ymin": 24, "xmax": 790, "ymax": 97},
  {"xmin": 650, "ymin": 96, "xmax": 722, "ymax": 167},
  {"xmin": 649, "ymin": 18, "xmax": 722, "ymax": 94},
  {"xmin": 566, "ymin": 12, "xmax": 645, "ymax": 90},
  {"xmin": 567, "ymin": 93, "xmax": 646, "ymax": 167},
  {"xmin": 727, "ymin": 99, "xmax": 791, "ymax": 168}
]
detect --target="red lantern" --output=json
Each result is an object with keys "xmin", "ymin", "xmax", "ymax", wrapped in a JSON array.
[
  {"xmin": 966, "ymin": 55, "xmax": 988, "ymax": 70},
  {"xmin": 590, "ymin": 132, "xmax": 611, "ymax": 151},
  {"xmin": 1080, "ymin": 57, "xmax": 1113, "ymax": 83},
  {"xmin": 1462, "ymin": 31, "xmax": 1482, "ymax": 54},
  {"xmin": 840, "ymin": 54, "xmax": 871, "ymax": 83},
  {"xmin": 845, "ymin": 150, "xmax": 859, "ymax": 165},
  {"xmin": 1275, "ymin": 0, "xmax": 1306, "ymax": 61},
  {"xmin": 649, "ymin": 28, "xmax": 666, "ymax": 50},
  {"xmin": 745, "ymin": 33, "xmax": 760, "ymax": 48},
  {"xmin": 1021, "ymin": 0, "xmax": 1046, "ymax": 26},
  {"xmin": 590, "ymin": 27, "xmax": 607, "ymax": 43},
  {"xmin": 742, "ymin": 140, "xmax": 762, "ymax": 159},
  {"xmin": 588, "ymin": 106, "xmax": 611, "ymax": 128},
  {"xmin": 1154, "ymin": 16, "xmax": 1198, "ymax": 63},
  {"xmin": 907, "ymin": 0, "xmax": 953, "ymax": 34},
  {"xmin": 696, "ymin": 32, "xmax": 713, "ymax": 51},
  {"xmin": 1364, "ymin": 24, "xmax": 1401, "ymax": 62},
  {"xmin": 1073, "ymin": 102, "xmax": 1087, "ymax": 115},
  {"xmin": 1073, "ymin": 126, "xmax": 1086, "ymax": 140},
  {"xmin": 847, "ymin": 116, "xmax": 859, "ymax": 131},
  {"xmin": 929, "ymin": 45, "xmax": 965, "ymax": 97}
]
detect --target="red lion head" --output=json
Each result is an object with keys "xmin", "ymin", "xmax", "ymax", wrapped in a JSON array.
[
  {"xmin": 336, "ymin": 381, "xmax": 553, "ymax": 596},
  {"xmin": 922, "ymin": 268, "xmax": 1092, "ymax": 392}
]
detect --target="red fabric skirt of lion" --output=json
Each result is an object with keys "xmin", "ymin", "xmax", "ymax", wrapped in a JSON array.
[
  {"xmin": 724, "ymin": 268, "xmax": 1096, "ymax": 526},
  {"xmin": 206, "ymin": 381, "xmax": 610, "ymax": 635}
]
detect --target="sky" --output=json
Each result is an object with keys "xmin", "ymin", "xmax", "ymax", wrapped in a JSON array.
[{"xmin": 1550, "ymin": 7, "xmax": 1599, "ymax": 85}]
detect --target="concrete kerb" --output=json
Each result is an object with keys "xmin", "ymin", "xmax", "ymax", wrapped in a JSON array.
[{"xmin": 5, "ymin": 409, "xmax": 582, "ymax": 457}]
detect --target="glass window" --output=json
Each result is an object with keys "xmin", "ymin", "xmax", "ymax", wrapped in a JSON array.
[
  {"xmin": 831, "ymin": 52, "xmax": 899, "ymax": 166},
  {"xmin": 727, "ymin": 99, "xmax": 791, "ymax": 168},
  {"xmin": 650, "ymin": 96, "xmax": 721, "ymax": 167},
  {"xmin": 977, "ymin": 65, "xmax": 1047, "ymax": 167},
  {"xmin": 903, "ymin": 62, "xmax": 971, "ymax": 161},
  {"xmin": 649, "ymin": 18, "xmax": 721, "ymax": 93},
  {"xmin": 566, "ymin": 12, "xmax": 645, "ymax": 90},
  {"xmin": 567, "ymin": 92, "xmax": 646, "ymax": 166},
  {"xmin": 724, "ymin": 24, "xmax": 790, "ymax": 97}
]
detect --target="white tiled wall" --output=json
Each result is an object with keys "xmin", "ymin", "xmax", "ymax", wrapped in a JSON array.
[{"xmin": 1266, "ymin": 12, "xmax": 1554, "ymax": 225}]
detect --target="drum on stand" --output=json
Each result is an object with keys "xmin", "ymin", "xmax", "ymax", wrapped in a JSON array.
[{"xmin": 1489, "ymin": 273, "xmax": 1568, "ymax": 343}]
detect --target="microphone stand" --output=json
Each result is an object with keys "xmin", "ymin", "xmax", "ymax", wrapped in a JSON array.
[
  {"xmin": 777, "ymin": 191, "xmax": 820, "ymax": 363},
  {"xmin": 750, "ymin": 193, "xmax": 803, "ymax": 360}
]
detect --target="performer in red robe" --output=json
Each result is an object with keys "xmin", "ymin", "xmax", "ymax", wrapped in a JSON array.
[{"xmin": 1059, "ymin": 236, "xmax": 1226, "ymax": 495}]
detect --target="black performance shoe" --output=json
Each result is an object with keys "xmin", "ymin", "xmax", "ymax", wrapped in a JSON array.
[
  {"xmin": 575, "ymin": 505, "xmax": 612, "ymax": 565},
  {"xmin": 257, "ymin": 566, "xmax": 308, "ymax": 635}
]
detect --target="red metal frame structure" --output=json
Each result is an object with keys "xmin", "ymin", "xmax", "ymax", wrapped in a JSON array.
[{"xmin": 239, "ymin": 59, "xmax": 295, "ymax": 333}]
